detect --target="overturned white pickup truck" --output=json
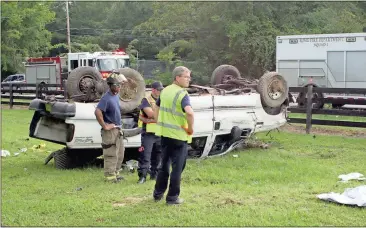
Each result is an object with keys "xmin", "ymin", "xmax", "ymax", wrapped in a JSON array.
[{"xmin": 29, "ymin": 65, "xmax": 289, "ymax": 169}]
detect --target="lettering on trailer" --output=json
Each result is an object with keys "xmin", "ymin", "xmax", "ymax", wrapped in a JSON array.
[
  {"xmin": 288, "ymin": 36, "xmax": 353, "ymax": 48},
  {"xmin": 299, "ymin": 37, "xmax": 345, "ymax": 43}
]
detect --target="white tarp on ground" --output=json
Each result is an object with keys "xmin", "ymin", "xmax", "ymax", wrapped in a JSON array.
[
  {"xmin": 317, "ymin": 185, "xmax": 366, "ymax": 207},
  {"xmin": 338, "ymin": 172, "xmax": 366, "ymax": 182}
]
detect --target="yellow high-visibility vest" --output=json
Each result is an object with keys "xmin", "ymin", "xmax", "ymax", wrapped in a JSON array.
[
  {"xmin": 138, "ymin": 95, "xmax": 157, "ymax": 133},
  {"xmin": 155, "ymin": 84, "xmax": 192, "ymax": 143}
]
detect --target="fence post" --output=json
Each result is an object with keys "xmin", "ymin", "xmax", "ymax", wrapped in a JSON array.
[
  {"xmin": 35, "ymin": 83, "xmax": 40, "ymax": 99},
  {"xmin": 306, "ymin": 85, "xmax": 313, "ymax": 134},
  {"xmin": 9, "ymin": 83, "xmax": 13, "ymax": 109},
  {"xmin": 63, "ymin": 80, "xmax": 67, "ymax": 100}
]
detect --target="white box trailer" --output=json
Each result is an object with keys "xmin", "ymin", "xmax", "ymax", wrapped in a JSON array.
[{"xmin": 276, "ymin": 33, "xmax": 366, "ymax": 89}]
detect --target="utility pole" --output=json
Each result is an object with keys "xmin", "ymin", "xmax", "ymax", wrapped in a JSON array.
[{"xmin": 66, "ymin": 1, "xmax": 71, "ymax": 52}]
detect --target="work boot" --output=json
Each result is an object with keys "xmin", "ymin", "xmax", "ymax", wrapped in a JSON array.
[
  {"xmin": 150, "ymin": 173, "xmax": 157, "ymax": 180},
  {"xmin": 116, "ymin": 175, "xmax": 125, "ymax": 181},
  {"xmin": 166, "ymin": 198, "xmax": 184, "ymax": 205},
  {"xmin": 137, "ymin": 176, "xmax": 146, "ymax": 184},
  {"xmin": 153, "ymin": 193, "xmax": 163, "ymax": 202},
  {"xmin": 104, "ymin": 175, "xmax": 120, "ymax": 183},
  {"xmin": 116, "ymin": 171, "xmax": 124, "ymax": 181}
]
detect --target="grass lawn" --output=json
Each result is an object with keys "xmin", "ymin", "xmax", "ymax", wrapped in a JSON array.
[
  {"xmin": 1, "ymin": 109, "xmax": 366, "ymax": 226},
  {"xmin": 289, "ymin": 113, "xmax": 366, "ymax": 122}
]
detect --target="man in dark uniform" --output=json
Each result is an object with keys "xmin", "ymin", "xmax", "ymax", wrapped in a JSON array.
[{"xmin": 137, "ymin": 81, "xmax": 164, "ymax": 184}]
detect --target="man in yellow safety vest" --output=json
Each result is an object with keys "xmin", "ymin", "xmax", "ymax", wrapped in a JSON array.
[
  {"xmin": 152, "ymin": 66, "xmax": 194, "ymax": 205},
  {"xmin": 136, "ymin": 81, "xmax": 164, "ymax": 184}
]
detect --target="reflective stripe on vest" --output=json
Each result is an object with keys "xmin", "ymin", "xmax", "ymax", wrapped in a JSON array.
[
  {"xmin": 155, "ymin": 84, "xmax": 191, "ymax": 142},
  {"xmin": 138, "ymin": 95, "xmax": 157, "ymax": 133}
]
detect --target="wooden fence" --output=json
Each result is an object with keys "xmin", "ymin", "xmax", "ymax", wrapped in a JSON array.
[
  {"xmin": 288, "ymin": 86, "xmax": 366, "ymax": 133},
  {"xmin": 1, "ymin": 82, "xmax": 66, "ymax": 108},
  {"xmin": 1, "ymin": 82, "xmax": 366, "ymax": 133}
]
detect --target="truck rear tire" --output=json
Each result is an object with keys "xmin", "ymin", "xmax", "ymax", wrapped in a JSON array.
[
  {"xmin": 257, "ymin": 72, "xmax": 289, "ymax": 108},
  {"xmin": 53, "ymin": 148, "xmax": 74, "ymax": 169},
  {"xmin": 117, "ymin": 68, "xmax": 146, "ymax": 114},
  {"xmin": 67, "ymin": 67, "xmax": 102, "ymax": 102},
  {"xmin": 211, "ymin": 65, "xmax": 241, "ymax": 85},
  {"xmin": 47, "ymin": 148, "xmax": 102, "ymax": 169}
]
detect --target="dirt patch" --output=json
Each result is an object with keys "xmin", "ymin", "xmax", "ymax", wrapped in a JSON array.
[
  {"xmin": 219, "ymin": 198, "xmax": 244, "ymax": 206},
  {"xmin": 96, "ymin": 218, "xmax": 104, "ymax": 222},
  {"xmin": 112, "ymin": 196, "xmax": 146, "ymax": 207},
  {"xmin": 280, "ymin": 124, "xmax": 366, "ymax": 138}
]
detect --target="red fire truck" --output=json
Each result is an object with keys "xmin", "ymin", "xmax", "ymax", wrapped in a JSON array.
[
  {"xmin": 25, "ymin": 56, "xmax": 65, "ymax": 90},
  {"xmin": 66, "ymin": 49, "xmax": 130, "ymax": 79},
  {"xmin": 24, "ymin": 49, "xmax": 131, "ymax": 91}
]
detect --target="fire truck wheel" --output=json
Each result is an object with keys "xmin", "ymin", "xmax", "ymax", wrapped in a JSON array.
[
  {"xmin": 116, "ymin": 68, "xmax": 146, "ymax": 114},
  {"xmin": 67, "ymin": 67, "xmax": 102, "ymax": 102},
  {"xmin": 257, "ymin": 72, "xmax": 289, "ymax": 108},
  {"xmin": 211, "ymin": 65, "xmax": 241, "ymax": 85}
]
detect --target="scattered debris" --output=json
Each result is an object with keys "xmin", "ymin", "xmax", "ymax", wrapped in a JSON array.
[
  {"xmin": 20, "ymin": 148, "xmax": 27, "ymax": 153},
  {"xmin": 338, "ymin": 172, "xmax": 365, "ymax": 183},
  {"xmin": 31, "ymin": 144, "xmax": 46, "ymax": 151},
  {"xmin": 75, "ymin": 187, "xmax": 83, "ymax": 191},
  {"xmin": 123, "ymin": 160, "xmax": 138, "ymax": 173},
  {"xmin": 233, "ymin": 154, "xmax": 239, "ymax": 158},
  {"xmin": 13, "ymin": 153, "xmax": 20, "ymax": 157},
  {"xmin": 244, "ymin": 139, "xmax": 270, "ymax": 150},
  {"xmin": 317, "ymin": 185, "xmax": 366, "ymax": 207},
  {"xmin": 1, "ymin": 150, "xmax": 10, "ymax": 157}
]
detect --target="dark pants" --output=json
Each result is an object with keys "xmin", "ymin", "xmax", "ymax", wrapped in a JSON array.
[
  {"xmin": 153, "ymin": 136, "xmax": 188, "ymax": 202},
  {"xmin": 137, "ymin": 133, "xmax": 162, "ymax": 178}
]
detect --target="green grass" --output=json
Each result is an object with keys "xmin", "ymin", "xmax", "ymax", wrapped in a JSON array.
[
  {"xmin": 1, "ymin": 98, "xmax": 32, "ymax": 105},
  {"xmin": 289, "ymin": 113, "xmax": 366, "ymax": 122},
  {"xmin": 1, "ymin": 109, "xmax": 366, "ymax": 226}
]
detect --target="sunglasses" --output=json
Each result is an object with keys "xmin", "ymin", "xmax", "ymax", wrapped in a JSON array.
[{"xmin": 112, "ymin": 83, "xmax": 121, "ymax": 87}]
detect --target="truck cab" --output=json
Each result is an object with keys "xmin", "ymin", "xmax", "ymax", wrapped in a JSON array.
[{"xmin": 67, "ymin": 50, "xmax": 130, "ymax": 79}]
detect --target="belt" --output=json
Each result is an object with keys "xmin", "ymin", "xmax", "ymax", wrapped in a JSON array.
[{"xmin": 101, "ymin": 127, "xmax": 121, "ymax": 130}]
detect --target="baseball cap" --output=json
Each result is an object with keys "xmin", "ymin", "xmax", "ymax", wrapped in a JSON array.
[{"xmin": 151, "ymin": 81, "xmax": 164, "ymax": 91}]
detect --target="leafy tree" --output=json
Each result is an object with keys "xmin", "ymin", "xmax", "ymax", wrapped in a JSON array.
[{"xmin": 1, "ymin": 1, "xmax": 55, "ymax": 74}]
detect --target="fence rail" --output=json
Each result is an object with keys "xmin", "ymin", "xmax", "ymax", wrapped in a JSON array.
[
  {"xmin": 288, "ymin": 86, "xmax": 366, "ymax": 133},
  {"xmin": 1, "ymin": 83, "xmax": 365, "ymax": 132},
  {"xmin": 1, "ymin": 82, "xmax": 66, "ymax": 109}
]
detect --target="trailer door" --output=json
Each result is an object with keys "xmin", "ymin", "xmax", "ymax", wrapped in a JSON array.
[
  {"xmin": 345, "ymin": 51, "xmax": 366, "ymax": 88},
  {"xmin": 327, "ymin": 51, "xmax": 345, "ymax": 88}
]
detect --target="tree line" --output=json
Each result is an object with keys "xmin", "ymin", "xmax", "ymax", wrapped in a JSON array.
[{"xmin": 2, "ymin": 1, "xmax": 365, "ymax": 83}]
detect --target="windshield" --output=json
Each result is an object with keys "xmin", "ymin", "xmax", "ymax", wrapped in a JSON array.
[
  {"xmin": 96, "ymin": 59, "xmax": 118, "ymax": 71},
  {"xmin": 117, "ymin": 58, "xmax": 130, "ymax": 68},
  {"xmin": 3, "ymin": 76, "xmax": 12, "ymax": 82}
]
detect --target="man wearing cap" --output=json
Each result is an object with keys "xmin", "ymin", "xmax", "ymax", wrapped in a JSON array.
[
  {"xmin": 136, "ymin": 81, "xmax": 164, "ymax": 184},
  {"xmin": 95, "ymin": 72, "xmax": 127, "ymax": 183}
]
